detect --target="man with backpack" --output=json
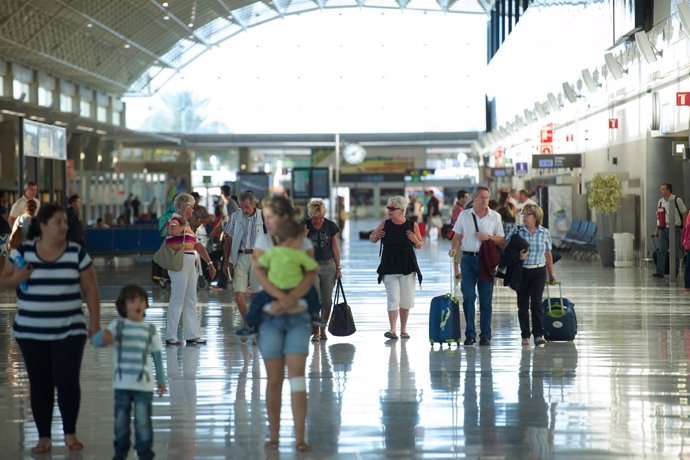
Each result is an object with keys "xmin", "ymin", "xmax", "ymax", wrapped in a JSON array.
[{"xmin": 653, "ymin": 183, "xmax": 687, "ymax": 278}]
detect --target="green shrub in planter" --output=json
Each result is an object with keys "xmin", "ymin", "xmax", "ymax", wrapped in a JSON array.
[{"xmin": 587, "ymin": 173, "xmax": 623, "ymax": 234}]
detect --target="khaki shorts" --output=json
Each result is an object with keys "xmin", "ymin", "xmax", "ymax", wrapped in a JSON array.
[{"xmin": 233, "ymin": 253, "xmax": 261, "ymax": 294}]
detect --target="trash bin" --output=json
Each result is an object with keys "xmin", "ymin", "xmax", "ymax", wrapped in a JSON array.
[{"xmin": 613, "ymin": 233, "xmax": 634, "ymax": 267}]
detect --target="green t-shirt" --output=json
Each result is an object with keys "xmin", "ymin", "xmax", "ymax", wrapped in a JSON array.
[{"xmin": 259, "ymin": 246, "xmax": 318, "ymax": 290}]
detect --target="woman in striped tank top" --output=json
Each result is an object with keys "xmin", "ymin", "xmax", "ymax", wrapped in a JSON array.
[
  {"xmin": 2, "ymin": 203, "xmax": 101, "ymax": 454},
  {"xmin": 164, "ymin": 193, "xmax": 216, "ymax": 346}
]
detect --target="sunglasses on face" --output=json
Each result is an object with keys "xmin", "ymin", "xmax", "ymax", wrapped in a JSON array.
[{"xmin": 386, "ymin": 206, "xmax": 401, "ymax": 211}]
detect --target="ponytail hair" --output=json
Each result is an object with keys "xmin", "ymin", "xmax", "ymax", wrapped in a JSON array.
[{"xmin": 27, "ymin": 203, "xmax": 64, "ymax": 240}]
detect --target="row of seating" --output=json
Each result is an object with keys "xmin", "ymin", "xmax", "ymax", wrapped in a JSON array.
[
  {"xmin": 557, "ymin": 219, "xmax": 598, "ymax": 260},
  {"xmin": 85, "ymin": 227, "xmax": 163, "ymax": 256}
]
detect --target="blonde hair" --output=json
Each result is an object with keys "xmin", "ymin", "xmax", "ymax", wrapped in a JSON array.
[
  {"xmin": 522, "ymin": 203, "xmax": 544, "ymax": 226},
  {"xmin": 307, "ymin": 199, "xmax": 327, "ymax": 218}
]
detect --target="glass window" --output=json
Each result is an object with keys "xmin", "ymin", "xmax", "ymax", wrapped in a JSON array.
[
  {"xmin": 38, "ymin": 87, "xmax": 53, "ymax": 107},
  {"xmin": 80, "ymin": 100, "xmax": 91, "ymax": 118},
  {"xmin": 97, "ymin": 106, "xmax": 107, "ymax": 123},
  {"xmin": 60, "ymin": 94, "xmax": 73, "ymax": 112},
  {"xmin": 13, "ymin": 80, "xmax": 29, "ymax": 101},
  {"xmin": 111, "ymin": 109, "xmax": 121, "ymax": 126}
]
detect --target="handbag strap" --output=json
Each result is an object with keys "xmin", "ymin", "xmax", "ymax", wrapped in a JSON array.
[{"xmin": 333, "ymin": 277, "xmax": 347, "ymax": 305}]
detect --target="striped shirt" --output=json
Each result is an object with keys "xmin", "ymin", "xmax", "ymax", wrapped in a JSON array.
[
  {"xmin": 166, "ymin": 213, "xmax": 197, "ymax": 254},
  {"xmin": 11, "ymin": 241, "xmax": 92, "ymax": 340},
  {"xmin": 506, "ymin": 225, "xmax": 553, "ymax": 266},
  {"xmin": 224, "ymin": 210, "xmax": 260, "ymax": 250},
  {"xmin": 107, "ymin": 319, "xmax": 165, "ymax": 392}
]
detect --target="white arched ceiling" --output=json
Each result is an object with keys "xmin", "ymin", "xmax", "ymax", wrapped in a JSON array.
[{"xmin": 0, "ymin": 0, "xmax": 486, "ymax": 96}]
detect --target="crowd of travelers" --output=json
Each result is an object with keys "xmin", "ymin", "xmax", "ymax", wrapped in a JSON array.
[{"xmin": 0, "ymin": 180, "xmax": 688, "ymax": 456}]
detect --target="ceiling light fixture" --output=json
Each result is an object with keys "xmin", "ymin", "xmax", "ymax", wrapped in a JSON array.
[
  {"xmin": 634, "ymin": 30, "xmax": 662, "ymax": 63},
  {"xmin": 581, "ymin": 68, "xmax": 601, "ymax": 93},
  {"xmin": 604, "ymin": 52, "xmax": 627, "ymax": 80}
]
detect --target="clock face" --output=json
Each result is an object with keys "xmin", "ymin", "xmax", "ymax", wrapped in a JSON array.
[{"xmin": 343, "ymin": 143, "xmax": 366, "ymax": 164}]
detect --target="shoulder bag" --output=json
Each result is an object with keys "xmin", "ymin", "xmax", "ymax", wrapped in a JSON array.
[
  {"xmin": 328, "ymin": 278, "xmax": 356, "ymax": 336},
  {"xmin": 153, "ymin": 223, "xmax": 185, "ymax": 272}
]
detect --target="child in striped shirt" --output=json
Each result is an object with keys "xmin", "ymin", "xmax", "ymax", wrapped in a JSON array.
[{"xmin": 92, "ymin": 285, "xmax": 166, "ymax": 460}]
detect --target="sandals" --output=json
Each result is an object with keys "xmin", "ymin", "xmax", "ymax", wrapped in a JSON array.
[
  {"xmin": 384, "ymin": 331, "xmax": 398, "ymax": 339},
  {"xmin": 264, "ymin": 440, "xmax": 279, "ymax": 450},
  {"xmin": 320, "ymin": 332, "xmax": 328, "ymax": 341},
  {"xmin": 400, "ymin": 332, "xmax": 410, "ymax": 339},
  {"xmin": 311, "ymin": 334, "xmax": 320, "ymax": 343},
  {"xmin": 64, "ymin": 436, "xmax": 84, "ymax": 451},
  {"xmin": 30, "ymin": 441, "xmax": 52, "ymax": 454},
  {"xmin": 296, "ymin": 442, "xmax": 311, "ymax": 452}
]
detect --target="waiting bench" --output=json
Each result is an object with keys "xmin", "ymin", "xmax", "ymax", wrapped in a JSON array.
[{"xmin": 85, "ymin": 227, "xmax": 163, "ymax": 257}]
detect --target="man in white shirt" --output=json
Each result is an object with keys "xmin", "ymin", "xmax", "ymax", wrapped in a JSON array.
[
  {"xmin": 449, "ymin": 185, "xmax": 505, "ymax": 346},
  {"xmin": 8, "ymin": 182, "xmax": 40, "ymax": 228},
  {"xmin": 652, "ymin": 182, "xmax": 687, "ymax": 278},
  {"xmin": 516, "ymin": 189, "xmax": 537, "ymax": 225}
]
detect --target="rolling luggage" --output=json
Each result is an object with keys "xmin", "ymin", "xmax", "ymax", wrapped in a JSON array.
[
  {"xmin": 650, "ymin": 235, "xmax": 670, "ymax": 275},
  {"xmin": 151, "ymin": 260, "xmax": 170, "ymax": 289},
  {"xmin": 429, "ymin": 259, "xmax": 461, "ymax": 347},
  {"xmin": 543, "ymin": 282, "xmax": 577, "ymax": 341}
]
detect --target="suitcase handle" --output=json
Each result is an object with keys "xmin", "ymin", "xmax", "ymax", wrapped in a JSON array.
[{"xmin": 545, "ymin": 281, "xmax": 564, "ymax": 308}]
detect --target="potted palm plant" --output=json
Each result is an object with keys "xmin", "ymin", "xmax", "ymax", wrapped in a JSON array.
[{"xmin": 587, "ymin": 173, "xmax": 623, "ymax": 267}]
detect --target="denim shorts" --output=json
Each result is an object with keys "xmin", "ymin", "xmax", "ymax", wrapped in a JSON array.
[{"xmin": 257, "ymin": 312, "xmax": 312, "ymax": 360}]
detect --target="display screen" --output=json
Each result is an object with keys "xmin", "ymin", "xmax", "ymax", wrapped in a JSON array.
[
  {"xmin": 292, "ymin": 169, "xmax": 311, "ymax": 199},
  {"xmin": 311, "ymin": 168, "xmax": 330, "ymax": 198},
  {"xmin": 237, "ymin": 173, "xmax": 270, "ymax": 200}
]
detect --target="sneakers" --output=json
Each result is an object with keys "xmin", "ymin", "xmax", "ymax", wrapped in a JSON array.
[
  {"xmin": 235, "ymin": 326, "xmax": 257, "ymax": 338},
  {"xmin": 463, "ymin": 337, "xmax": 476, "ymax": 346},
  {"xmin": 479, "ymin": 338, "xmax": 491, "ymax": 346},
  {"xmin": 534, "ymin": 337, "xmax": 546, "ymax": 346},
  {"xmin": 185, "ymin": 337, "xmax": 207, "ymax": 345},
  {"xmin": 521, "ymin": 338, "xmax": 530, "ymax": 346}
]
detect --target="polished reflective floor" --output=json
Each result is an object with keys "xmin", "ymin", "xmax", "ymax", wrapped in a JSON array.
[{"xmin": 1, "ymin": 219, "xmax": 689, "ymax": 459}]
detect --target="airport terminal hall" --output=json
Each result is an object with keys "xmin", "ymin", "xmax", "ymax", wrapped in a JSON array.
[{"xmin": 2, "ymin": 0, "xmax": 690, "ymax": 458}]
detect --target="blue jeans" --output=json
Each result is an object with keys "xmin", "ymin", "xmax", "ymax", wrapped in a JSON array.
[
  {"xmin": 114, "ymin": 389, "xmax": 154, "ymax": 460},
  {"xmin": 657, "ymin": 227, "xmax": 681, "ymax": 275},
  {"xmin": 257, "ymin": 312, "xmax": 312, "ymax": 360},
  {"xmin": 460, "ymin": 255, "xmax": 494, "ymax": 340}
]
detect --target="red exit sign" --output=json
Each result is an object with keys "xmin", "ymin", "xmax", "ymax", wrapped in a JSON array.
[{"xmin": 677, "ymin": 92, "xmax": 690, "ymax": 106}]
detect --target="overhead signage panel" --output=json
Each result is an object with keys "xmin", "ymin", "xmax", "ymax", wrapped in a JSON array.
[{"xmin": 531, "ymin": 154, "xmax": 582, "ymax": 169}]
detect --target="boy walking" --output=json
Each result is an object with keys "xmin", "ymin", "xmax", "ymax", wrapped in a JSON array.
[{"xmin": 93, "ymin": 285, "xmax": 166, "ymax": 460}]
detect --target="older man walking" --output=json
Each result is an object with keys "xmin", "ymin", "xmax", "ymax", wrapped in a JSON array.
[
  {"xmin": 222, "ymin": 191, "xmax": 267, "ymax": 323},
  {"xmin": 449, "ymin": 185, "xmax": 505, "ymax": 346}
]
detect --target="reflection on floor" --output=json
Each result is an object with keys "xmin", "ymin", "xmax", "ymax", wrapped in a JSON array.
[{"xmin": 0, "ymin": 219, "xmax": 689, "ymax": 459}]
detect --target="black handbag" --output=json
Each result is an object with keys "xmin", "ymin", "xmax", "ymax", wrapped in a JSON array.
[{"xmin": 328, "ymin": 278, "xmax": 356, "ymax": 337}]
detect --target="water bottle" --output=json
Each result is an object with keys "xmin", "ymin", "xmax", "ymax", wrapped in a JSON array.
[{"xmin": 14, "ymin": 255, "xmax": 29, "ymax": 292}]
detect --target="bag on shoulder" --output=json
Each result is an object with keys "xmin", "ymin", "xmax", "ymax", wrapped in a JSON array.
[
  {"xmin": 153, "ymin": 222, "xmax": 185, "ymax": 271},
  {"xmin": 328, "ymin": 278, "xmax": 356, "ymax": 337}
]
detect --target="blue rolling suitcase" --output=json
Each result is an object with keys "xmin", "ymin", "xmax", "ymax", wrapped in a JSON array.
[
  {"xmin": 429, "ymin": 260, "xmax": 462, "ymax": 347},
  {"xmin": 543, "ymin": 282, "xmax": 577, "ymax": 341}
]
